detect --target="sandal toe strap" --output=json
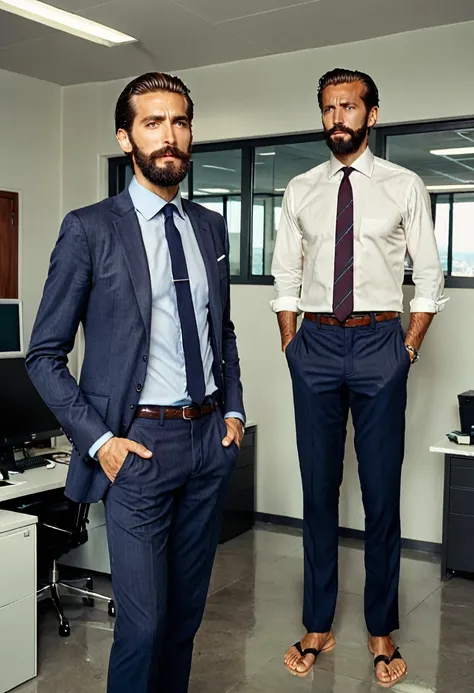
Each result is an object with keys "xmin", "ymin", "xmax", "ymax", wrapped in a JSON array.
[
  {"xmin": 300, "ymin": 647, "xmax": 320, "ymax": 658},
  {"xmin": 374, "ymin": 654, "xmax": 390, "ymax": 669},
  {"xmin": 389, "ymin": 648, "xmax": 402, "ymax": 662},
  {"xmin": 373, "ymin": 648, "xmax": 403, "ymax": 669}
]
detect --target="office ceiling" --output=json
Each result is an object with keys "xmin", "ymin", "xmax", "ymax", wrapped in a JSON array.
[{"xmin": 0, "ymin": 0, "xmax": 473, "ymax": 86}]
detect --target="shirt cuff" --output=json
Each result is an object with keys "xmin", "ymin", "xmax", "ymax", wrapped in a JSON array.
[
  {"xmin": 410, "ymin": 295, "xmax": 449, "ymax": 314},
  {"xmin": 89, "ymin": 431, "xmax": 114, "ymax": 460},
  {"xmin": 270, "ymin": 297, "xmax": 301, "ymax": 313},
  {"xmin": 224, "ymin": 412, "xmax": 245, "ymax": 425}
]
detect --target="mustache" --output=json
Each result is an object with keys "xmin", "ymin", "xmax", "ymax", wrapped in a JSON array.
[
  {"xmin": 326, "ymin": 124, "xmax": 356, "ymax": 137},
  {"xmin": 151, "ymin": 145, "xmax": 190, "ymax": 161}
]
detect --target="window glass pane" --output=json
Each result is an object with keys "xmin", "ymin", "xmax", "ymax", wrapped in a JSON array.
[
  {"xmin": 386, "ymin": 129, "xmax": 474, "ymax": 277},
  {"xmin": 386, "ymin": 129, "xmax": 474, "ymax": 189},
  {"xmin": 452, "ymin": 193, "xmax": 474, "ymax": 277},
  {"xmin": 252, "ymin": 141, "xmax": 328, "ymax": 276},
  {"xmin": 191, "ymin": 150, "xmax": 242, "ymax": 275}
]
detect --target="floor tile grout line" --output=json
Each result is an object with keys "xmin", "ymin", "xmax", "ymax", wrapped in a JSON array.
[{"xmin": 399, "ymin": 581, "xmax": 446, "ymax": 621}]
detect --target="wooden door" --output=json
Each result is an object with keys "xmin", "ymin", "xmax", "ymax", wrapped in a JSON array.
[{"xmin": 0, "ymin": 191, "xmax": 19, "ymax": 298}]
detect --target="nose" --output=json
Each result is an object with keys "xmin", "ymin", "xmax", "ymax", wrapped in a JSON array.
[
  {"xmin": 333, "ymin": 108, "xmax": 345, "ymax": 129},
  {"xmin": 162, "ymin": 119, "xmax": 176, "ymax": 145}
]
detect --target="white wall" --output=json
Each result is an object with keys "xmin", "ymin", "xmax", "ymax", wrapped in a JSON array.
[
  {"xmin": 60, "ymin": 21, "xmax": 474, "ymax": 544},
  {"xmin": 0, "ymin": 69, "xmax": 62, "ymax": 345}
]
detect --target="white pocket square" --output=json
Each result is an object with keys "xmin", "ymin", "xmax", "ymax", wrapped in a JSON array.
[{"xmin": 217, "ymin": 254, "xmax": 225, "ymax": 262}]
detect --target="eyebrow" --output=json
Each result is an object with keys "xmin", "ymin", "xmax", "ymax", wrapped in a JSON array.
[{"xmin": 141, "ymin": 114, "xmax": 189, "ymax": 124}]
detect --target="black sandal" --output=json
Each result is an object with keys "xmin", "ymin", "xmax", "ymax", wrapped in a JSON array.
[
  {"xmin": 285, "ymin": 634, "xmax": 336, "ymax": 678},
  {"xmin": 373, "ymin": 647, "xmax": 407, "ymax": 688}
]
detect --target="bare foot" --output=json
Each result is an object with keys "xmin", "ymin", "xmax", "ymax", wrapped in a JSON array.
[
  {"xmin": 284, "ymin": 631, "xmax": 336, "ymax": 677},
  {"xmin": 368, "ymin": 635, "xmax": 407, "ymax": 687}
]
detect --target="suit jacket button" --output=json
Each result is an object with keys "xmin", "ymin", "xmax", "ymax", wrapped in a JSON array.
[
  {"xmin": 136, "ymin": 383, "xmax": 142, "ymax": 392},
  {"xmin": 143, "ymin": 355, "xmax": 148, "ymax": 362},
  {"xmin": 130, "ymin": 404, "xmax": 135, "ymax": 410}
]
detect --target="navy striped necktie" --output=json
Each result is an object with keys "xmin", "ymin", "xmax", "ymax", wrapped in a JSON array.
[
  {"xmin": 332, "ymin": 167, "xmax": 355, "ymax": 322},
  {"xmin": 162, "ymin": 203, "xmax": 206, "ymax": 405}
]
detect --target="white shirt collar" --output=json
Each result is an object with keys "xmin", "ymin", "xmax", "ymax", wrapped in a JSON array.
[{"xmin": 328, "ymin": 146, "xmax": 375, "ymax": 180}]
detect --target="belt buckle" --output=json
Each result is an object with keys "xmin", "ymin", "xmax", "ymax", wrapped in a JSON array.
[{"xmin": 182, "ymin": 405, "xmax": 194, "ymax": 420}]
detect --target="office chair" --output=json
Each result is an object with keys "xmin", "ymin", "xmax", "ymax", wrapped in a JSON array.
[{"xmin": 35, "ymin": 500, "xmax": 115, "ymax": 637}]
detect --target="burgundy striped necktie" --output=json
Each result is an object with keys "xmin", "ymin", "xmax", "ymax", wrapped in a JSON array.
[{"xmin": 332, "ymin": 167, "xmax": 355, "ymax": 322}]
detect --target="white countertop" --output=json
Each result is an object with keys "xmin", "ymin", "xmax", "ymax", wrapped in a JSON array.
[
  {"xmin": 0, "ymin": 509, "xmax": 37, "ymax": 533},
  {"xmin": 430, "ymin": 438, "xmax": 474, "ymax": 457}
]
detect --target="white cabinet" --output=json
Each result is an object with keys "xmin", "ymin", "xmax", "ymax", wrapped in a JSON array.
[{"xmin": 0, "ymin": 511, "xmax": 37, "ymax": 693}]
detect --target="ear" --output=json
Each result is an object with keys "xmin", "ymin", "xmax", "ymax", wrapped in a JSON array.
[
  {"xmin": 117, "ymin": 128, "xmax": 133, "ymax": 155},
  {"xmin": 367, "ymin": 106, "xmax": 379, "ymax": 130}
]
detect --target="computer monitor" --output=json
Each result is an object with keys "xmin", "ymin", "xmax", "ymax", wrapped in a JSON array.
[
  {"xmin": 0, "ymin": 358, "xmax": 62, "ymax": 479},
  {"xmin": 0, "ymin": 299, "xmax": 24, "ymax": 358}
]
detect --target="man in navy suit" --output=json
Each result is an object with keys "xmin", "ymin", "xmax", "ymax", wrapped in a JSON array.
[{"xmin": 26, "ymin": 72, "xmax": 245, "ymax": 693}]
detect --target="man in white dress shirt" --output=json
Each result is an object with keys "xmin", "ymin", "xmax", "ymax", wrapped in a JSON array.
[{"xmin": 272, "ymin": 68, "xmax": 446, "ymax": 688}]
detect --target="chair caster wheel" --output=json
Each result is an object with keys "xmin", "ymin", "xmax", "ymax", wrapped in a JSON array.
[
  {"xmin": 59, "ymin": 619, "xmax": 70, "ymax": 637},
  {"xmin": 108, "ymin": 600, "xmax": 116, "ymax": 617},
  {"xmin": 83, "ymin": 597, "xmax": 95, "ymax": 607}
]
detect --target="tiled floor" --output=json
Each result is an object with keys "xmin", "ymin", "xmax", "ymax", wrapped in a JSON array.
[{"xmin": 15, "ymin": 524, "xmax": 474, "ymax": 692}]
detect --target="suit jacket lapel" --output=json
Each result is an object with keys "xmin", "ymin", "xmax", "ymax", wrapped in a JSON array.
[
  {"xmin": 112, "ymin": 191, "xmax": 152, "ymax": 342},
  {"xmin": 184, "ymin": 200, "xmax": 221, "ymax": 353}
]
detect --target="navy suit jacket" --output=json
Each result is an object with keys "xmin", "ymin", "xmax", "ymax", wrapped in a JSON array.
[{"xmin": 26, "ymin": 190, "xmax": 245, "ymax": 503}]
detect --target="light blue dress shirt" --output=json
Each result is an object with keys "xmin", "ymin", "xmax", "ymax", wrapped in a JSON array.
[{"xmin": 89, "ymin": 178, "xmax": 243, "ymax": 458}]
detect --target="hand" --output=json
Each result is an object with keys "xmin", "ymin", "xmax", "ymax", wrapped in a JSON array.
[
  {"xmin": 282, "ymin": 335, "xmax": 296, "ymax": 353},
  {"xmin": 97, "ymin": 436, "xmax": 152, "ymax": 483},
  {"xmin": 222, "ymin": 417, "xmax": 244, "ymax": 449},
  {"xmin": 405, "ymin": 344, "xmax": 415, "ymax": 363}
]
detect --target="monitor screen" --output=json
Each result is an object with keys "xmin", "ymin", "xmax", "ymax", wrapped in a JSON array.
[
  {"xmin": 0, "ymin": 358, "xmax": 62, "ymax": 447},
  {"xmin": 0, "ymin": 300, "xmax": 23, "ymax": 357}
]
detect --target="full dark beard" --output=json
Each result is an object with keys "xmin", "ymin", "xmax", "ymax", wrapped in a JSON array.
[
  {"xmin": 131, "ymin": 141, "xmax": 191, "ymax": 187},
  {"xmin": 324, "ymin": 119, "xmax": 369, "ymax": 155}
]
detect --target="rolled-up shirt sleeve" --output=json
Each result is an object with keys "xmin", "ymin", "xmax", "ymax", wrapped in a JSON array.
[
  {"xmin": 404, "ymin": 175, "xmax": 448, "ymax": 314},
  {"xmin": 270, "ymin": 183, "xmax": 303, "ymax": 313}
]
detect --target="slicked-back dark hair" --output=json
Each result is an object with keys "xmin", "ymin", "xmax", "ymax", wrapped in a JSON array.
[
  {"xmin": 115, "ymin": 72, "xmax": 194, "ymax": 134},
  {"xmin": 317, "ymin": 68, "xmax": 379, "ymax": 113}
]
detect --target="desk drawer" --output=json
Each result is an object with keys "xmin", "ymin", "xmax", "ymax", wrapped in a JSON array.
[
  {"xmin": 450, "ymin": 488, "xmax": 474, "ymax": 516},
  {"xmin": 447, "ymin": 513, "xmax": 474, "ymax": 574},
  {"xmin": 0, "ymin": 594, "xmax": 36, "ymax": 691},
  {"xmin": 451, "ymin": 465, "xmax": 474, "ymax": 490},
  {"xmin": 0, "ymin": 525, "xmax": 36, "ymax": 608}
]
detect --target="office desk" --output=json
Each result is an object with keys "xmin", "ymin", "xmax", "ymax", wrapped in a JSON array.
[
  {"xmin": 430, "ymin": 438, "xmax": 474, "ymax": 579},
  {"xmin": 0, "ymin": 464, "xmax": 68, "ymax": 503}
]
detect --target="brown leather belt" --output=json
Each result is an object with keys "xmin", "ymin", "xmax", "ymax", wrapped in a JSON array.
[
  {"xmin": 304, "ymin": 311, "xmax": 399, "ymax": 327},
  {"xmin": 136, "ymin": 401, "xmax": 217, "ymax": 421}
]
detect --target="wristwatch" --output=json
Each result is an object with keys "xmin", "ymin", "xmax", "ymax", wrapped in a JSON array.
[{"xmin": 405, "ymin": 345, "xmax": 419, "ymax": 363}]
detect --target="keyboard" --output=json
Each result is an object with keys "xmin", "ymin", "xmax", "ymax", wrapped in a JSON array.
[{"xmin": 14, "ymin": 456, "xmax": 50, "ymax": 472}]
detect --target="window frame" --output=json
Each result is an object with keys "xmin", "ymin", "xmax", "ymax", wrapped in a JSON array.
[{"xmin": 108, "ymin": 118, "xmax": 474, "ymax": 288}]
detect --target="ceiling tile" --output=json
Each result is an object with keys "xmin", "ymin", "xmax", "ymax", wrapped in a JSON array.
[
  {"xmin": 171, "ymin": 0, "xmax": 320, "ymax": 23},
  {"xmin": 0, "ymin": 10, "xmax": 54, "ymax": 48},
  {"xmin": 0, "ymin": 0, "xmax": 269, "ymax": 85},
  {"xmin": 81, "ymin": 0, "xmax": 269, "ymax": 68},
  {"xmin": 223, "ymin": 0, "xmax": 474, "ymax": 54}
]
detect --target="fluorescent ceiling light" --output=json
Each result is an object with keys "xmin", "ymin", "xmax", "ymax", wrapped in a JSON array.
[
  {"xmin": 0, "ymin": 0, "xmax": 137, "ymax": 47},
  {"xmin": 202, "ymin": 165, "xmax": 236, "ymax": 172},
  {"xmin": 274, "ymin": 188, "xmax": 286, "ymax": 192},
  {"xmin": 426, "ymin": 184, "xmax": 474, "ymax": 192},
  {"xmin": 259, "ymin": 152, "xmax": 276, "ymax": 156},
  {"xmin": 430, "ymin": 147, "xmax": 474, "ymax": 156},
  {"xmin": 198, "ymin": 188, "xmax": 230, "ymax": 194}
]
